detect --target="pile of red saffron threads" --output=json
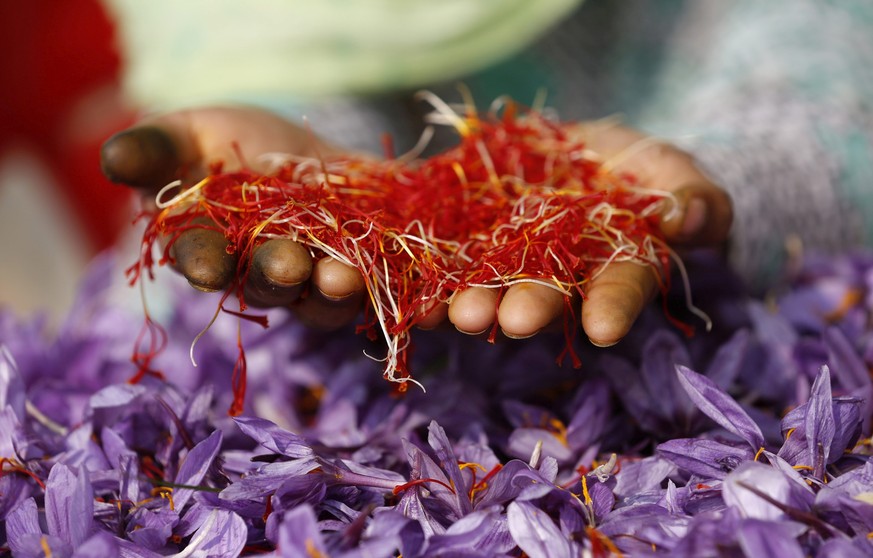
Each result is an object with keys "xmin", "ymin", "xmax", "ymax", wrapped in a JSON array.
[{"xmin": 128, "ymin": 95, "xmax": 678, "ymax": 415}]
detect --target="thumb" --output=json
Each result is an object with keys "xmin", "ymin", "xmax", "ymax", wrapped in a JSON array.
[
  {"xmin": 100, "ymin": 106, "xmax": 339, "ymax": 192},
  {"xmin": 659, "ymin": 181, "xmax": 733, "ymax": 248},
  {"xmin": 571, "ymin": 121, "xmax": 732, "ymax": 249},
  {"xmin": 100, "ymin": 124, "xmax": 181, "ymax": 192}
]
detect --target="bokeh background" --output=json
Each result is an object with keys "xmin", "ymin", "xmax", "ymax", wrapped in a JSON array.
[{"xmin": 0, "ymin": 0, "xmax": 136, "ymax": 323}]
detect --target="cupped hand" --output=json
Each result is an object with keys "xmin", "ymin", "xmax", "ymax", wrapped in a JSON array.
[
  {"xmin": 446, "ymin": 122, "xmax": 733, "ymax": 346},
  {"xmin": 101, "ymin": 106, "xmax": 365, "ymax": 329},
  {"xmin": 102, "ymin": 108, "xmax": 731, "ymax": 344}
]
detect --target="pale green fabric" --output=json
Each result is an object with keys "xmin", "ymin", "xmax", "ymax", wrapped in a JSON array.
[{"xmin": 104, "ymin": 0, "xmax": 581, "ymax": 109}]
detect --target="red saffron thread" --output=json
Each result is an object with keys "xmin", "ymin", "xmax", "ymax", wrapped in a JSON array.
[
  {"xmin": 392, "ymin": 477, "xmax": 456, "ymax": 496},
  {"xmin": 129, "ymin": 96, "xmax": 682, "ymax": 412}
]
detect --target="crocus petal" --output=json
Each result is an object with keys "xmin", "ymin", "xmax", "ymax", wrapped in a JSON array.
[
  {"xmin": 352, "ymin": 509, "xmax": 410, "ymax": 558},
  {"xmin": 565, "ymin": 378, "xmax": 611, "ymax": 450},
  {"xmin": 396, "ymin": 486, "xmax": 447, "ymax": 538},
  {"xmin": 277, "ymin": 505, "xmax": 328, "ymax": 558},
  {"xmin": 704, "ymin": 329, "xmax": 750, "ymax": 390},
  {"xmin": 507, "ymin": 428, "xmax": 575, "ymax": 464},
  {"xmin": 169, "ymin": 508, "xmax": 247, "ymax": 558},
  {"xmin": 0, "ymin": 472, "xmax": 32, "ymax": 519},
  {"xmin": 0, "ymin": 407, "xmax": 22, "ymax": 460},
  {"xmin": 234, "ymin": 416, "xmax": 313, "ymax": 458},
  {"xmin": 599, "ymin": 502, "xmax": 689, "ymax": 554},
  {"xmin": 806, "ymin": 367, "xmax": 836, "ymax": 478},
  {"xmin": 639, "ymin": 331, "xmax": 696, "ymax": 425},
  {"xmin": 612, "ymin": 456, "xmax": 675, "ymax": 501},
  {"xmin": 173, "ymin": 430, "xmax": 223, "ymax": 511},
  {"xmin": 72, "ymin": 531, "xmax": 120, "ymax": 558},
  {"xmin": 0, "ymin": 345, "xmax": 25, "ymax": 418},
  {"xmin": 427, "ymin": 421, "xmax": 473, "ymax": 515},
  {"xmin": 401, "ymin": 438, "xmax": 457, "ymax": 518},
  {"xmin": 45, "ymin": 463, "xmax": 93, "ymax": 547},
  {"xmin": 219, "ymin": 458, "xmax": 319, "ymax": 502},
  {"xmin": 116, "ymin": 538, "xmax": 165, "ymax": 558},
  {"xmin": 723, "ymin": 462, "xmax": 814, "ymax": 521},
  {"xmin": 101, "ymin": 425, "xmax": 134, "ymax": 469},
  {"xmin": 815, "ymin": 462, "xmax": 873, "ymax": 534},
  {"xmin": 824, "ymin": 326, "xmax": 871, "ymax": 391},
  {"xmin": 589, "ymin": 480, "xmax": 616, "ymax": 523},
  {"xmin": 425, "ymin": 509, "xmax": 514, "ymax": 555},
  {"xmin": 676, "ymin": 366, "xmax": 764, "ymax": 449},
  {"xmin": 474, "ymin": 460, "xmax": 552, "ymax": 509},
  {"xmin": 736, "ymin": 519, "xmax": 806, "ymax": 558},
  {"xmin": 127, "ymin": 507, "xmax": 178, "ymax": 550},
  {"xmin": 507, "ymin": 501, "xmax": 577, "ymax": 558},
  {"xmin": 657, "ymin": 438, "xmax": 754, "ymax": 479},
  {"xmin": 5, "ymin": 497, "xmax": 41, "ymax": 555},
  {"xmin": 89, "ymin": 383, "xmax": 147, "ymax": 409},
  {"xmin": 779, "ymin": 396, "xmax": 862, "ymax": 467},
  {"xmin": 816, "ymin": 537, "xmax": 873, "ymax": 558}
]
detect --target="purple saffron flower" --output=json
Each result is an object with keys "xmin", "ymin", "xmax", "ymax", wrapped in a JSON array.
[
  {"xmin": 173, "ymin": 430, "xmax": 223, "ymax": 511},
  {"xmin": 603, "ymin": 330, "xmax": 697, "ymax": 437},
  {"xmin": 816, "ymin": 537, "xmax": 873, "ymax": 558},
  {"xmin": 0, "ymin": 346, "xmax": 25, "ymax": 419},
  {"xmin": 823, "ymin": 326, "xmax": 873, "ymax": 433},
  {"xmin": 814, "ymin": 461, "xmax": 873, "ymax": 536},
  {"xmin": 504, "ymin": 401, "xmax": 576, "ymax": 464},
  {"xmin": 611, "ymin": 456, "xmax": 675, "ymax": 503},
  {"xmin": 507, "ymin": 501, "xmax": 581, "ymax": 558},
  {"xmin": 126, "ymin": 507, "xmax": 178, "ymax": 551},
  {"xmin": 657, "ymin": 437, "xmax": 755, "ymax": 480},
  {"xmin": 703, "ymin": 329, "xmax": 750, "ymax": 390},
  {"xmin": 736, "ymin": 519, "xmax": 806, "ymax": 558},
  {"xmin": 274, "ymin": 504, "xmax": 329, "ymax": 558},
  {"xmin": 675, "ymin": 365, "xmax": 765, "ymax": 450},
  {"xmin": 6, "ymin": 463, "xmax": 96, "ymax": 557},
  {"xmin": 420, "ymin": 509, "xmax": 514, "ymax": 556},
  {"xmin": 777, "ymin": 368, "xmax": 862, "ymax": 474},
  {"xmin": 722, "ymin": 462, "xmax": 815, "ymax": 522},
  {"xmin": 178, "ymin": 508, "xmax": 247, "ymax": 558}
]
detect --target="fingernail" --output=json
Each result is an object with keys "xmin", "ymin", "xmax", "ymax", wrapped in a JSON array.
[
  {"xmin": 454, "ymin": 325, "xmax": 489, "ymax": 336},
  {"xmin": 588, "ymin": 337, "xmax": 619, "ymax": 348},
  {"xmin": 188, "ymin": 280, "xmax": 222, "ymax": 293},
  {"xmin": 502, "ymin": 328, "xmax": 541, "ymax": 340},
  {"xmin": 101, "ymin": 126, "xmax": 179, "ymax": 188},
  {"xmin": 316, "ymin": 287, "xmax": 356, "ymax": 302},
  {"xmin": 681, "ymin": 197, "xmax": 707, "ymax": 238}
]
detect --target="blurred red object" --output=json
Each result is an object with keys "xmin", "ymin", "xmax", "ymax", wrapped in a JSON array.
[{"xmin": 0, "ymin": 0, "xmax": 135, "ymax": 252}]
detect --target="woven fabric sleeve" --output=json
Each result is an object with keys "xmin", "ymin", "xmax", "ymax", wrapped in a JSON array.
[{"xmin": 637, "ymin": 0, "xmax": 873, "ymax": 291}]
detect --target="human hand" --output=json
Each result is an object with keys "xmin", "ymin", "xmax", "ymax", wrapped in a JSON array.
[
  {"xmin": 446, "ymin": 121, "xmax": 733, "ymax": 346},
  {"xmin": 101, "ymin": 106, "xmax": 367, "ymax": 329},
  {"xmin": 102, "ymin": 109, "xmax": 731, "ymax": 345}
]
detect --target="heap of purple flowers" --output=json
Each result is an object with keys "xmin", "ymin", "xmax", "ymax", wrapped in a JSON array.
[{"xmin": 1, "ymin": 250, "xmax": 872, "ymax": 557}]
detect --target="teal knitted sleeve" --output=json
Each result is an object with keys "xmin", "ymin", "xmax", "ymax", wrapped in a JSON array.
[{"xmin": 634, "ymin": 0, "xmax": 873, "ymax": 290}]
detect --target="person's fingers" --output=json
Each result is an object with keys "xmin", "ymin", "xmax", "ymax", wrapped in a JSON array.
[
  {"xmin": 170, "ymin": 224, "xmax": 237, "ymax": 292},
  {"xmin": 448, "ymin": 287, "xmax": 499, "ymax": 335},
  {"xmin": 572, "ymin": 122, "xmax": 733, "ymax": 248},
  {"xmin": 291, "ymin": 259, "xmax": 365, "ymax": 330},
  {"xmin": 581, "ymin": 261, "xmax": 660, "ymax": 347},
  {"xmin": 101, "ymin": 106, "xmax": 341, "ymax": 194},
  {"xmin": 497, "ymin": 283, "xmax": 565, "ymax": 339},
  {"xmin": 292, "ymin": 289, "xmax": 365, "ymax": 330},
  {"xmin": 415, "ymin": 301, "xmax": 449, "ymax": 330},
  {"xmin": 243, "ymin": 239, "xmax": 312, "ymax": 308},
  {"xmin": 100, "ymin": 125, "xmax": 181, "ymax": 191},
  {"xmin": 659, "ymin": 182, "xmax": 733, "ymax": 247},
  {"xmin": 309, "ymin": 257, "xmax": 365, "ymax": 300}
]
